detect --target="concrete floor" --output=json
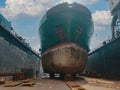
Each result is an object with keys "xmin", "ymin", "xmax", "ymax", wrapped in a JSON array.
[{"xmin": 0, "ymin": 77, "xmax": 120, "ymax": 90}]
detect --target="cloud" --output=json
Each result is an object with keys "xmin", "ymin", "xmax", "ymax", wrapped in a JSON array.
[
  {"xmin": 60, "ymin": 0, "xmax": 99, "ymax": 5},
  {"xmin": 89, "ymin": 10, "xmax": 112, "ymax": 50},
  {"xmin": 92, "ymin": 10, "xmax": 112, "ymax": 31},
  {"xmin": 24, "ymin": 36, "xmax": 36, "ymax": 42},
  {"xmin": 32, "ymin": 44, "xmax": 40, "ymax": 52},
  {"xmin": 0, "ymin": 0, "xmax": 55, "ymax": 18},
  {"xmin": 0, "ymin": 0, "xmax": 99, "ymax": 18},
  {"xmin": 23, "ymin": 36, "xmax": 40, "ymax": 52},
  {"xmin": 90, "ymin": 35, "xmax": 103, "ymax": 51}
]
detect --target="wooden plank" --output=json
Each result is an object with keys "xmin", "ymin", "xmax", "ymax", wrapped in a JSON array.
[
  {"xmin": 65, "ymin": 81, "xmax": 85, "ymax": 90},
  {"xmin": 4, "ymin": 81, "xmax": 22, "ymax": 87},
  {"xmin": 3, "ymin": 78, "xmax": 35, "ymax": 87},
  {"xmin": 21, "ymin": 82, "xmax": 35, "ymax": 86},
  {"xmin": 0, "ymin": 81, "xmax": 5, "ymax": 85}
]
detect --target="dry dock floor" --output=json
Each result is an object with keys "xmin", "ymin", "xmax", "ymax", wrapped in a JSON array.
[{"xmin": 0, "ymin": 76, "xmax": 120, "ymax": 90}]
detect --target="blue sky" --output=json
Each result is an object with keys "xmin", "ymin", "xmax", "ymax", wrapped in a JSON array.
[{"xmin": 0, "ymin": 0, "xmax": 112, "ymax": 52}]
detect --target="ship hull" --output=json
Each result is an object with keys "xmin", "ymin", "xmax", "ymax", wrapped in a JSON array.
[
  {"xmin": 42, "ymin": 43, "xmax": 87, "ymax": 74},
  {"xmin": 39, "ymin": 3, "xmax": 94, "ymax": 74}
]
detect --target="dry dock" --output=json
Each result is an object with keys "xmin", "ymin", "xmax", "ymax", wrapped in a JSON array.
[{"xmin": 0, "ymin": 76, "xmax": 120, "ymax": 90}]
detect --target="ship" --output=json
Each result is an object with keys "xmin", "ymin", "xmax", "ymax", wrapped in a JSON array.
[
  {"xmin": 39, "ymin": 3, "xmax": 94, "ymax": 77},
  {"xmin": 85, "ymin": 0, "xmax": 120, "ymax": 78},
  {"xmin": 0, "ymin": 13, "xmax": 41, "ymax": 81}
]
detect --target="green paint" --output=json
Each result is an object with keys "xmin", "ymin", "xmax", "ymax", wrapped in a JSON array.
[{"xmin": 39, "ymin": 3, "xmax": 94, "ymax": 53}]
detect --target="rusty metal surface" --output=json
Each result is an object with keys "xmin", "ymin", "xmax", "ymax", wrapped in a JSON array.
[{"xmin": 42, "ymin": 43, "xmax": 87, "ymax": 74}]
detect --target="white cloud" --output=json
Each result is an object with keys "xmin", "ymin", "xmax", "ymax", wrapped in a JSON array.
[
  {"xmin": 61, "ymin": 0, "xmax": 99, "ymax": 5},
  {"xmin": 92, "ymin": 10, "xmax": 112, "ymax": 30},
  {"xmin": 0, "ymin": 0, "xmax": 99, "ymax": 18},
  {"xmin": 23, "ymin": 36, "xmax": 40, "ymax": 52},
  {"xmin": 33, "ymin": 44, "xmax": 40, "ymax": 52},
  {"xmin": 24, "ymin": 36, "xmax": 36, "ymax": 42},
  {"xmin": 90, "ymin": 36, "xmax": 102, "ymax": 51},
  {"xmin": 89, "ymin": 10, "xmax": 112, "ymax": 50},
  {"xmin": 0, "ymin": 0, "xmax": 50, "ymax": 18}
]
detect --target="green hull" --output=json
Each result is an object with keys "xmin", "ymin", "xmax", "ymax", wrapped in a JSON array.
[{"xmin": 39, "ymin": 3, "xmax": 94, "ymax": 74}]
